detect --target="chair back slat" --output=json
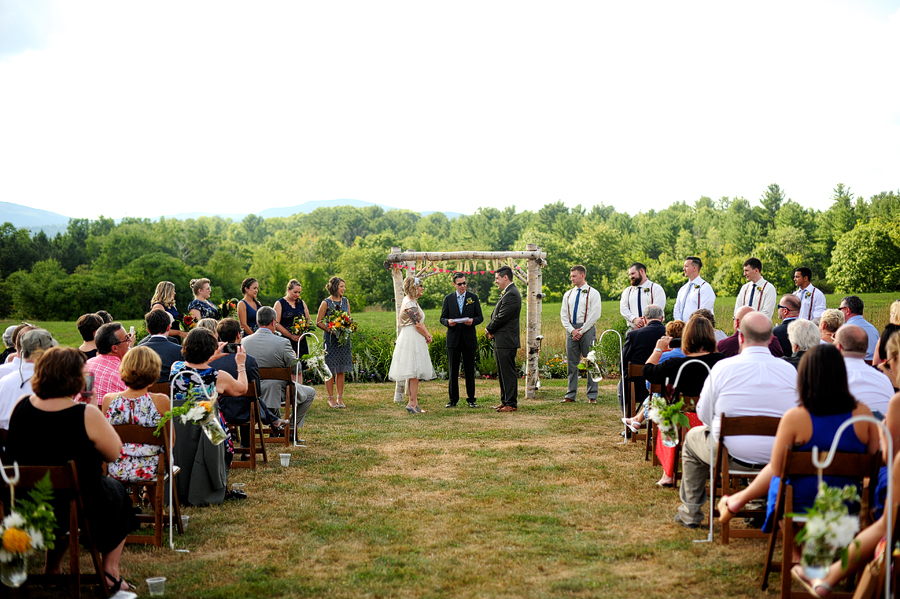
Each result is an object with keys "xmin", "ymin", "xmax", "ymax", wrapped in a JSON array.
[
  {"xmin": 719, "ymin": 415, "xmax": 781, "ymax": 438},
  {"xmin": 113, "ymin": 424, "xmax": 162, "ymax": 446},
  {"xmin": 627, "ymin": 363, "xmax": 643, "ymax": 378},
  {"xmin": 149, "ymin": 382, "xmax": 170, "ymax": 395}
]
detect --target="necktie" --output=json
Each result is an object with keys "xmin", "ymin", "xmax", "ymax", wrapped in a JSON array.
[
  {"xmin": 749, "ymin": 283, "xmax": 756, "ymax": 306},
  {"xmin": 458, "ymin": 294, "xmax": 464, "ymax": 314},
  {"xmin": 573, "ymin": 289, "xmax": 581, "ymax": 324},
  {"xmin": 637, "ymin": 287, "xmax": 643, "ymax": 317}
]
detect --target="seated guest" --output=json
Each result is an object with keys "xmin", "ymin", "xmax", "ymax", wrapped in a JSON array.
[
  {"xmin": 627, "ymin": 319, "xmax": 688, "ymax": 430},
  {"xmin": 773, "ymin": 294, "xmax": 801, "ymax": 357},
  {"xmin": 210, "ymin": 318, "xmax": 286, "ymax": 438},
  {"xmin": 242, "ymin": 306, "xmax": 316, "ymax": 442},
  {"xmin": 782, "ymin": 318, "xmax": 821, "ymax": 368},
  {"xmin": 0, "ymin": 325, "xmax": 17, "ymax": 364},
  {"xmin": 187, "ymin": 277, "xmax": 220, "ymax": 321},
  {"xmin": 0, "ymin": 329, "xmax": 57, "ymax": 429},
  {"xmin": 85, "ymin": 323, "xmax": 132, "ymax": 406},
  {"xmin": 197, "ymin": 318, "xmax": 218, "ymax": 335},
  {"xmin": 818, "ymin": 308, "xmax": 845, "ymax": 344},
  {"xmin": 0, "ymin": 324, "xmax": 35, "ymax": 377},
  {"xmin": 170, "ymin": 328, "xmax": 248, "ymax": 505},
  {"xmin": 4, "ymin": 347, "xmax": 137, "ymax": 594},
  {"xmin": 873, "ymin": 299, "xmax": 900, "ymax": 367},
  {"xmin": 675, "ymin": 312, "xmax": 798, "ymax": 529},
  {"xmin": 717, "ymin": 306, "xmax": 784, "ymax": 358},
  {"xmin": 836, "ymin": 324, "xmax": 894, "ymax": 418},
  {"xmin": 619, "ymin": 305, "xmax": 666, "ymax": 415},
  {"xmin": 101, "ymin": 347, "xmax": 169, "ymax": 483},
  {"xmin": 717, "ymin": 344, "xmax": 879, "ymax": 537},
  {"xmin": 693, "ymin": 308, "xmax": 727, "ymax": 343},
  {"xmin": 76, "ymin": 313, "xmax": 103, "ymax": 360},
  {"xmin": 640, "ymin": 316, "xmax": 725, "ymax": 487},
  {"xmin": 840, "ymin": 295, "xmax": 879, "ymax": 361},
  {"xmin": 137, "ymin": 310, "xmax": 183, "ymax": 382},
  {"xmin": 150, "ymin": 281, "xmax": 186, "ymax": 341}
]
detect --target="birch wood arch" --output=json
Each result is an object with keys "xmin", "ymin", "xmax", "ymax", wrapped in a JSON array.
[{"xmin": 384, "ymin": 245, "xmax": 547, "ymax": 399}]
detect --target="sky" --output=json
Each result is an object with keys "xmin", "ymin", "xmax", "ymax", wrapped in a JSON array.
[{"xmin": 1, "ymin": 0, "xmax": 898, "ymax": 221}]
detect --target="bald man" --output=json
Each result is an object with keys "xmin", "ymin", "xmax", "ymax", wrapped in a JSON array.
[
  {"xmin": 773, "ymin": 295, "xmax": 801, "ymax": 358},
  {"xmin": 716, "ymin": 306, "xmax": 784, "ymax": 359},
  {"xmin": 836, "ymin": 325, "xmax": 894, "ymax": 417}
]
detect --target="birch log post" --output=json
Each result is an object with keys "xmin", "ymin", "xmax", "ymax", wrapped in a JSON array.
[
  {"xmin": 524, "ymin": 244, "xmax": 544, "ymax": 398},
  {"xmin": 390, "ymin": 247, "xmax": 410, "ymax": 402}
]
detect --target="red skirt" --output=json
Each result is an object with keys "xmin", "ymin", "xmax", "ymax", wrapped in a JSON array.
[{"xmin": 656, "ymin": 411, "xmax": 703, "ymax": 477}]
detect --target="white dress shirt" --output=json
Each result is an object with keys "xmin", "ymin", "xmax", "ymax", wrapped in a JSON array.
[
  {"xmin": 844, "ymin": 356, "xmax": 894, "ymax": 415},
  {"xmin": 673, "ymin": 276, "xmax": 716, "ymax": 322},
  {"xmin": 0, "ymin": 363, "xmax": 33, "ymax": 429},
  {"xmin": 794, "ymin": 284, "xmax": 827, "ymax": 320},
  {"xmin": 696, "ymin": 346, "xmax": 798, "ymax": 464},
  {"xmin": 620, "ymin": 281, "xmax": 666, "ymax": 328},
  {"xmin": 560, "ymin": 284, "xmax": 602, "ymax": 334},
  {"xmin": 0, "ymin": 357, "xmax": 21, "ymax": 380},
  {"xmin": 734, "ymin": 277, "xmax": 778, "ymax": 319}
]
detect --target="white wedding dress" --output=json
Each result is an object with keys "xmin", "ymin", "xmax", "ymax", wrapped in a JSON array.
[{"xmin": 388, "ymin": 298, "xmax": 436, "ymax": 381}]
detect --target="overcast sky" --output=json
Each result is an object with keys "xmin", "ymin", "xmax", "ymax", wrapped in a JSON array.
[{"xmin": 1, "ymin": 0, "xmax": 898, "ymax": 221}]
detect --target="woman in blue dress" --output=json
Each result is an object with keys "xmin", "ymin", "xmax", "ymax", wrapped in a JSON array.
[
  {"xmin": 237, "ymin": 277, "xmax": 261, "ymax": 337},
  {"xmin": 316, "ymin": 276, "xmax": 352, "ymax": 408},
  {"xmin": 150, "ymin": 281, "xmax": 186, "ymax": 342},
  {"xmin": 717, "ymin": 344, "xmax": 879, "ymax": 531},
  {"xmin": 274, "ymin": 278, "xmax": 311, "ymax": 358},
  {"xmin": 187, "ymin": 277, "xmax": 221, "ymax": 321}
]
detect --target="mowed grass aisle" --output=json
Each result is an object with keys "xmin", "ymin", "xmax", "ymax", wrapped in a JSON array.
[{"xmin": 119, "ymin": 379, "xmax": 776, "ymax": 599}]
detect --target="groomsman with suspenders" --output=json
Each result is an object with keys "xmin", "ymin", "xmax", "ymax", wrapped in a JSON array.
[
  {"xmin": 793, "ymin": 267, "xmax": 827, "ymax": 320},
  {"xmin": 672, "ymin": 256, "xmax": 716, "ymax": 322},
  {"xmin": 560, "ymin": 265, "xmax": 602, "ymax": 403},
  {"xmin": 734, "ymin": 257, "xmax": 777, "ymax": 320},
  {"xmin": 620, "ymin": 262, "xmax": 666, "ymax": 330}
]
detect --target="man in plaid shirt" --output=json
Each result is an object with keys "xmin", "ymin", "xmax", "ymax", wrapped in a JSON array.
[{"xmin": 85, "ymin": 322, "xmax": 132, "ymax": 406}]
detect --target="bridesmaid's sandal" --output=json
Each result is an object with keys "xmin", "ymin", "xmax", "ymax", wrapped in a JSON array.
[
  {"xmin": 327, "ymin": 395, "xmax": 339, "ymax": 409},
  {"xmin": 336, "ymin": 395, "xmax": 346, "ymax": 408}
]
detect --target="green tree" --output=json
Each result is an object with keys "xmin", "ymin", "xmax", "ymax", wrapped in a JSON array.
[{"xmin": 827, "ymin": 219, "xmax": 900, "ymax": 292}]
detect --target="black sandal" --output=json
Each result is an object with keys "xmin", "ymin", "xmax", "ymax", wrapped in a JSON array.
[{"xmin": 105, "ymin": 571, "xmax": 135, "ymax": 592}]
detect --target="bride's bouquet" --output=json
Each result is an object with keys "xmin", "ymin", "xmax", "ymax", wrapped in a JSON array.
[
  {"xmin": 291, "ymin": 315, "xmax": 313, "ymax": 336},
  {"xmin": 324, "ymin": 309, "xmax": 357, "ymax": 345}
]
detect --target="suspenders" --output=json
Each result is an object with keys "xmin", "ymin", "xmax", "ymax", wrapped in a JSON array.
[
  {"xmin": 740, "ymin": 281, "xmax": 768, "ymax": 311},
  {"xmin": 567, "ymin": 286, "xmax": 590, "ymax": 324}
]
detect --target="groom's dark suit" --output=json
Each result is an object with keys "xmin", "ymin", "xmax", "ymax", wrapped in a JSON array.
[
  {"xmin": 440, "ymin": 289, "xmax": 484, "ymax": 406},
  {"xmin": 486, "ymin": 283, "xmax": 522, "ymax": 409}
]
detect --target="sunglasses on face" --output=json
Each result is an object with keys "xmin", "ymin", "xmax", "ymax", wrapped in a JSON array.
[{"xmin": 456, "ymin": 282, "xmax": 467, "ymax": 286}]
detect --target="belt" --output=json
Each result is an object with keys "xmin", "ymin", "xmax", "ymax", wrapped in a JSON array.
[{"xmin": 730, "ymin": 457, "xmax": 766, "ymax": 470}]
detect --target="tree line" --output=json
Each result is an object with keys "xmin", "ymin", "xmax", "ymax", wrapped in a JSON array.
[{"xmin": 3, "ymin": 183, "xmax": 899, "ymax": 321}]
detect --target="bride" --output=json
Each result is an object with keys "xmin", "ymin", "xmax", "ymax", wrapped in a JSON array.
[{"xmin": 388, "ymin": 276, "xmax": 435, "ymax": 413}]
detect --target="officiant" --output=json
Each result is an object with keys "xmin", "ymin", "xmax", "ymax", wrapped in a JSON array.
[{"xmin": 440, "ymin": 272, "xmax": 484, "ymax": 408}]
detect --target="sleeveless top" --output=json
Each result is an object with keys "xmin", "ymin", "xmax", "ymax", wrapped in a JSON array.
[
  {"xmin": 188, "ymin": 298, "xmax": 220, "ymax": 320},
  {"xmin": 153, "ymin": 302, "xmax": 181, "ymax": 330},
  {"xmin": 105, "ymin": 392, "xmax": 164, "ymax": 482},
  {"xmin": 278, "ymin": 297, "xmax": 309, "ymax": 356},
  {"xmin": 241, "ymin": 299, "xmax": 261, "ymax": 332}
]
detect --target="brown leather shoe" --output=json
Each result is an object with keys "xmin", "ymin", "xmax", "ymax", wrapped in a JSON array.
[
  {"xmin": 559, "ymin": 398, "xmax": 575, "ymax": 403},
  {"xmin": 497, "ymin": 405, "xmax": 517, "ymax": 412}
]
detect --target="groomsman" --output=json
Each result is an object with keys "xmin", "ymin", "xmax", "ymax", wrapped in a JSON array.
[
  {"xmin": 672, "ymin": 256, "xmax": 716, "ymax": 321},
  {"xmin": 620, "ymin": 262, "xmax": 666, "ymax": 330},
  {"xmin": 734, "ymin": 257, "xmax": 777, "ymax": 319},
  {"xmin": 560, "ymin": 265, "xmax": 603, "ymax": 403},
  {"xmin": 486, "ymin": 266, "xmax": 521, "ymax": 412},
  {"xmin": 793, "ymin": 267, "xmax": 827, "ymax": 320},
  {"xmin": 439, "ymin": 272, "xmax": 484, "ymax": 408}
]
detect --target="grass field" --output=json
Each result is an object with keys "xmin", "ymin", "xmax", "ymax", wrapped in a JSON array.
[{"xmin": 28, "ymin": 379, "xmax": 801, "ymax": 598}]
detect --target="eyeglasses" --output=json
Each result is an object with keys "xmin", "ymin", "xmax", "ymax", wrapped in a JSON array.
[
  {"xmin": 839, "ymin": 306, "xmax": 850, "ymax": 311},
  {"xmin": 777, "ymin": 305, "xmax": 787, "ymax": 310},
  {"xmin": 455, "ymin": 282, "xmax": 467, "ymax": 286}
]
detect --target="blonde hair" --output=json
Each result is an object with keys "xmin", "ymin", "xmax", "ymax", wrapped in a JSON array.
[
  {"xmin": 197, "ymin": 318, "xmax": 218, "ymax": 334},
  {"xmin": 890, "ymin": 300, "xmax": 900, "ymax": 326},
  {"xmin": 120, "ymin": 346, "xmax": 162, "ymax": 389},
  {"xmin": 886, "ymin": 330, "xmax": 900, "ymax": 362},
  {"xmin": 402, "ymin": 275, "xmax": 422, "ymax": 297},
  {"xmin": 819, "ymin": 309, "xmax": 845, "ymax": 334},
  {"xmin": 151, "ymin": 281, "xmax": 176, "ymax": 308},
  {"xmin": 190, "ymin": 278, "xmax": 210, "ymax": 296},
  {"xmin": 286, "ymin": 279, "xmax": 301, "ymax": 293}
]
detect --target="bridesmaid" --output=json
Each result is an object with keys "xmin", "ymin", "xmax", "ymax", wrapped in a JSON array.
[
  {"xmin": 188, "ymin": 278, "xmax": 220, "ymax": 321},
  {"xmin": 237, "ymin": 277, "xmax": 261, "ymax": 337},
  {"xmin": 150, "ymin": 281, "xmax": 186, "ymax": 340},
  {"xmin": 274, "ymin": 279, "xmax": 312, "ymax": 358},
  {"xmin": 316, "ymin": 276, "xmax": 352, "ymax": 408}
]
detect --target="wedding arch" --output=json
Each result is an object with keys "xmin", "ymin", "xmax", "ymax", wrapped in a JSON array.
[{"xmin": 384, "ymin": 245, "xmax": 547, "ymax": 399}]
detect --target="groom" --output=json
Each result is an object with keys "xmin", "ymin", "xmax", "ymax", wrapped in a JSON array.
[
  {"xmin": 440, "ymin": 272, "xmax": 484, "ymax": 408},
  {"xmin": 486, "ymin": 266, "xmax": 522, "ymax": 412}
]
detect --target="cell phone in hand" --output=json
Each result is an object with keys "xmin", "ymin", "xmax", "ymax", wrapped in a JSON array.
[{"xmin": 224, "ymin": 343, "xmax": 240, "ymax": 354}]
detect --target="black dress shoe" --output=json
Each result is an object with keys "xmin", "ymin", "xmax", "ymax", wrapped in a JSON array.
[{"xmin": 445, "ymin": 402, "xmax": 458, "ymax": 408}]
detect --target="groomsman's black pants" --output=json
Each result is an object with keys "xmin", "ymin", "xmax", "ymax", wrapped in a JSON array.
[{"xmin": 494, "ymin": 346, "xmax": 518, "ymax": 408}]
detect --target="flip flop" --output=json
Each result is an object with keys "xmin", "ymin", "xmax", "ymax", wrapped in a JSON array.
[{"xmin": 790, "ymin": 565, "xmax": 833, "ymax": 598}]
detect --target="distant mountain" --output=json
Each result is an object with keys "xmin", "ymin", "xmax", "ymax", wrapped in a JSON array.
[
  {"xmin": 0, "ymin": 201, "xmax": 72, "ymax": 230},
  {"xmin": 165, "ymin": 199, "xmax": 464, "ymax": 221}
]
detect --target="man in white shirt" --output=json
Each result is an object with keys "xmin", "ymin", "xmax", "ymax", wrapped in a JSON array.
[
  {"xmin": 675, "ymin": 312, "xmax": 798, "ymax": 528},
  {"xmin": 0, "ymin": 329, "xmax": 57, "ymax": 429},
  {"xmin": 793, "ymin": 267, "xmax": 827, "ymax": 320},
  {"xmin": 734, "ymin": 257, "xmax": 777, "ymax": 320},
  {"xmin": 672, "ymin": 256, "xmax": 716, "ymax": 322},
  {"xmin": 560, "ymin": 265, "xmax": 602, "ymax": 403},
  {"xmin": 619, "ymin": 262, "xmax": 666, "ymax": 330},
  {"xmin": 836, "ymin": 325, "xmax": 894, "ymax": 417}
]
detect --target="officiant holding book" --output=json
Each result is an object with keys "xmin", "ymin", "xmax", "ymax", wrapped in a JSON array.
[{"xmin": 440, "ymin": 272, "xmax": 484, "ymax": 408}]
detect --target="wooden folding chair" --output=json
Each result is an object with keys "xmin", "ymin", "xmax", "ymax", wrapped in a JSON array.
[
  {"xmin": 258, "ymin": 367, "xmax": 295, "ymax": 448},
  {"xmin": 149, "ymin": 381, "xmax": 170, "ymax": 395},
  {"xmin": 111, "ymin": 425, "xmax": 184, "ymax": 546},
  {"xmin": 761, "ymin": 448, "xmax": 877, "ymax": 597},
  {"xmin": 0, "ymin": 461, "xmax": 109, "ymax": 598},
  {"xmin": 712, "ymin": 414, "xmax": 781, "ymax": 544},
  {"xmin": 627, "ymin": 363, "xmax": 647, "ymax": 444},
  {"xmin": 226, "ymin": 381, "xmax": 268, "ymax": 469}
]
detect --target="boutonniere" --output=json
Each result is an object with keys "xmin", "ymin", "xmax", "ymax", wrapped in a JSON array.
[
  {"xmin": 642, "ymin": 287, "xmax": 650, "ymax": 294},
  {"xmin": 804, "ymin": 291, "xmax": 811, "ymax": 298},
  {"xmin": 581, "ymin": 288, "xmax": 588, "ymax": 295},
  {"xmin": 466, "ymin": 298, "xmax": 474, "ymax": 305},
  {"xmin": 693, "ymin": 284, "xmax": 701, "ymax": 290},
  {"xmin": 500, "ymin": 289, "xmax": 506, "ymax": 297}
]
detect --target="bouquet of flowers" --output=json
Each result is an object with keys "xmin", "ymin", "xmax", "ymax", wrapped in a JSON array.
[
  {"xmin": 0, "ymin": 473, "xmax": 56, "ymax": 588},
  {"xmin": 792, "ymin": 483, "xmax": 861, "ymax": 578},
  {"xmin": 577, "ymin": 342, "xmax": 603, "ymax": 382},
  {"xmin": 647, "ymin": 393, "xmax": 690, "ymax": 447},
  {"xmin": 155, "ymin": 385, "xmax": 227, "ymax": 445},
  {"xmin": 291, "ymin": 315, "xmax": 312, "ymax": 336},
  {"xmin": 324, "ymin": 309, "xmax": 357, "ymax": 346},
  {"xmin": 219, "ymin": 298, "xmax": 239, "ymax": 320},
  {"xmin": 296, "ymin": 336, "xmax": 332, "ymax": 383},
  {"xmin": 180, "ymin": 313, "xmax": 197, "ymax": 330}
]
